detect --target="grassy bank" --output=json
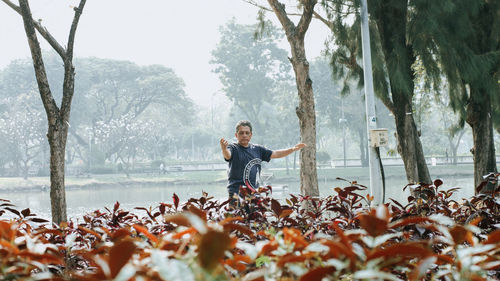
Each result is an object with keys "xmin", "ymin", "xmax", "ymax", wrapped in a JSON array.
[
  {"xmin": 0, "ymin": 163, "xmax": 474, "ymax": 191},
  {"xmin": 271, "ymin": 163, "xmax": 474, "ymax": 181}
]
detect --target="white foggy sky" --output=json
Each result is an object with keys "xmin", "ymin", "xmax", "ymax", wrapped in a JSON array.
[{"xmin": 0, "ymin": 0, "xmax": 330, "ymax": 107}]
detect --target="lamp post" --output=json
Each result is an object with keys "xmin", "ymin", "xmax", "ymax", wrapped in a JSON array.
[
  {"xmin": 360, "ymin": 0, "xmax": 382, "ymax": 204},
  {"xmin": 86, "ymin": 127, "xmax": 92, "ymax": 175},
  {"xmin": 339, "ymin": 98, "xmax": 347, "ymax": 168}
]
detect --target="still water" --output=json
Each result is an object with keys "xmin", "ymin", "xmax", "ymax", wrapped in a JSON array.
[{"xmin": 0, "ymin": 176, "xmax": 474, "ymax": 221}]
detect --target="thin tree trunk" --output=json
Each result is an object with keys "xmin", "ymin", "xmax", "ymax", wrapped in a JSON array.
[
  {"xmin": 7, "ymin": 0, "xmax": 87, "ymax": 224},
  {"xmin": 467, "ymin": 87, "xmax": 497, "ymax": 191},
  {"xmin": 448, "ymin": 129, "xmax": 465, "ymax": 165},
  {"xmin": 285, "ymin": 154, "xmax": 289, "ymax": 175},
  {"xmin": 293, "ymin": 151, "xmax": 297, "ymax": 170},
  {"xmin": 48, "ymin": 127, "xmax": 68, "ymax": 223},
  {"xmin": 358, "ymin": 127, "xmax": 368, "ymax": 167},
  {"xmin": 268, "ymin": 0, "xmax": 319, "ymax": 197}
]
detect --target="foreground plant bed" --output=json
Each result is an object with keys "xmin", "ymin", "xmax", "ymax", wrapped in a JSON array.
[{"xmin": 0, "ymin": 178, "xmax": 499, "ymax": 280}]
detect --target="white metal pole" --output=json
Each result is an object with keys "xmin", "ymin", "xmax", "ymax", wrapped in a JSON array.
[{"xmin": 360, "ymin": 0, "xmax": 382, "ymax": 205}]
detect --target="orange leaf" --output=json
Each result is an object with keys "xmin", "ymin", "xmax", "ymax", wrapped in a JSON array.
[
  {"xmin": 435, "ymin": 254, "xmax": 454, "ymax": 265},
  {"xmin": 17, "ymin": 251, "xmax": 64, "ymax": 265},
  {"xmin": 259, "ymin": 240, "xmax": 278, "ymax": 256},
  {"xmin": 188, "ymin": 204, "xmax": 207, "ymax": 221},
  {"xmin": 408, "ymin": 256, "xmax": 437, "ymax": 281},
  {"xmin": 330, "ymin": 223, "xmax": 353, "ymax": 251},
  {"xmin": 450, "ymin": 225, "xmax": 473, "ymax": 245},
  {"xmin": 256, "ymin": 230, "xmax": 269, "ymax": 237},
  {"xmin": 161, "ymin": 242, "xmax": 180, "ymax": 252},
  {"xmin": 111, "ymin": 228, "xmax": 132, "ymax": 241},
  {"xmin": 198, "ymin": 229, "xmax": 231, "ymax": 270},
  {"xmin": 33, "ymin": 228, "xmax": 63, "ymax": 238},
  {"xmin": 109, "ymin": 239, "xmax": 136, "ymax": 278},
  {"xmin": 164, "ymin": 214, "xmax": 191, "ymax": 227},
  {"xmin": 321, "ymin": 239, "xmax": 356, "ymax": 267},
  {"xmin": 299, "ymin": 266, "xmax": 336, "ymax": 281},
  {"xmin": 279, "ymin": 209, "xmax": 294, "ymax": 219},
  {"xmin": 219, "ymin": 216, "xmax": 244, "ymax": 225},
  {"xmin": 277, "ymin": 252, "xmax": 315, "ymax": 267},
  {"xmin": 225, "ymin": 254, "xmax": 252, "ymax": 271},
  {"xmin": 358, "ymin": 214, "xmax": 388, "ymax": 236},
  {"xmin": 78, "ymin": 226, "xmax": 103, "ymax": 241},
  {"xmin": 0, "ymin": 239, "xmax": 19, "ymax": 254},
  {"xmin": 172, "ymin": 227, "xmax": 197, "ymax": 240},
  {"xmin": 0, "ymin": 221, "xmax": 15, "ymax": 241},
  {"xmin": 485, "ymin": 229, "xmax": 500, "ymax": 244},
  {"xmin": 223, "ymin": 223, "xmax": 254, "ymax": 238},
  {"xmin": 468, "ymin": 216, "xmax": 482, "ymax": 226},
  {"xmin": 368, "ymin": 243, "xmax": 433, "ymax": 261},
  {"xmin": 389, "ymin": 216, "xmax": 434, "ymax": 229},
  {"xmin": 283, "ymin": 228, "xmax": 308, "ymax": 250},
  {"xmin": 132, "ymin": 224, "xmax": 159, "ymax": 244}
]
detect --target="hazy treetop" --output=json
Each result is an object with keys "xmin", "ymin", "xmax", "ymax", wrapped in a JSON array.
[{"xmin": 0, "ymin": 0, "xmax": 329, "ymax": 108}]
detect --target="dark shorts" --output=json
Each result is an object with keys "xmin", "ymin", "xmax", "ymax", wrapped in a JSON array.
[{"xmin": 228, "ymin": 185, "xmax": 240, "ymax": 199}]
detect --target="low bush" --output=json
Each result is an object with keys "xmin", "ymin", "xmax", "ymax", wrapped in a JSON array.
[{"xmin": 0, "ymin": 176, "xmax": 499, "ymax": 280}]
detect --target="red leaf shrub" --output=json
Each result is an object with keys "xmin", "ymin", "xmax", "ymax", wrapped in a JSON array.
[{"xmin": 0, "ymin": 177, "xmax": 499, "ymax": 280}]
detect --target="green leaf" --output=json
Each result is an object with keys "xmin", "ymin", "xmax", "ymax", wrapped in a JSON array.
[{"xmin": 255, "ymin": 256, "xmax": 270, "ymax": 267}]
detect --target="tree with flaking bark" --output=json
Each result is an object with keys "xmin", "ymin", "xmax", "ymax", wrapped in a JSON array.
[
  {"xmin": 2, "ymin": 0, "xmax": 87, "ymax": 224},
  {"xmin": 266, "ymin": 0, "xmax": 319, "ymax": 198}
]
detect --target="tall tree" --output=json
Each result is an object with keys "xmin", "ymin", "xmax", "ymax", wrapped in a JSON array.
[
  {"xmin": 431, "ymin": 0, "xmax": 499, "ymax": 190},
  {"xmin": 210, "ymin": 19, "xmax": 291, "ymax": 138},
  {"xmin": 0, "ymin": 56, "xmax": 195, "ymax": 167},
  {"xmin": 2, "ymin": 0, "xmax": 87, "ymax": 224},
  {"xmin": 0, "ymin": 93, "xmax": 46, "ymax": 179},
  {"xmin": 311, "ymin": 57, "xmax": 394, "ymax": 167},
  {"xmin": 265, "ymin": 0, "xmax": 320, "ymax": 198},
  {"xmin": 321, "ymin": 0, "xmax": 433, "ymax": 184}
]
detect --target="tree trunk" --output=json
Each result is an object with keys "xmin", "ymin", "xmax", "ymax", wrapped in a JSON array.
[
  {"xmin": 294, "ymin": 61, "xmax": 319, "ymax": 196},
  {"xmin": 371, "ymin": 0, "xmax": 431, "ymax": 184},
  {"xmin": 268, "ymin": 0, "xmax": 319, "ymax": 197},
  {"xmin": 467, "ymin": 87, "xmax": 497, "ymax": 191},
  {"xmin": 9, "ymin": 0, "xmax": 87, "ymax": 224},
  {"xmin": 393, "ymin": 96, "xmax": 431, "ymax": 184},
  {"xmin": 358, "ymin": 127, "xmax": 368, "ymax": 167},
  {"xmin": 285, "ymin": 154, "xmax": 289, "ymax": 175},
  {"xmin": 448, "ymin": 129, "xmax": 464, "ymax": 165},
  {"xmin": 293, "ymin": 151, "xmax": 297, "ymax": 170},
  {"xmin": 48, "ymin": 124, "xmax": 68, "ymax": 224}
]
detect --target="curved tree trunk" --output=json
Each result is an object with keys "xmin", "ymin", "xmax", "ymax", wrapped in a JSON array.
[
  {"xmin": 371, "ymin": 0, "xmax": 431, "ymax": 184},
  {"xmin": 393, "ymin": 95, "xmax": 431, "ymax": 183},
  {"xmin": 467, "ymin": 87, "xmax": 497, "ymax": 191},
  {"xmin": 268, "ymin": 0, "xmax": 319, "ymax": 197}
]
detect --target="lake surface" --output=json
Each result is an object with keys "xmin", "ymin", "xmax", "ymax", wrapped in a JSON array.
[{"xmin": 0, "ymin": 175, "xmax": 474, "ymax": 221}]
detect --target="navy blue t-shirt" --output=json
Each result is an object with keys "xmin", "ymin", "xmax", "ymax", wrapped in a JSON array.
[{"xmin": 225, "ymin": 143, "xmax": 272, "ymax": 193}]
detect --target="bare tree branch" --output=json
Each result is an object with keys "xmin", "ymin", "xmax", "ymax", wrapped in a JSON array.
[
  {"xmin": 243, "ymin": 0, "xmax": 302, "ymax": 16},
  {"xmin": 312, "ymin": 10, "xmax": 332, "ymax": 29},
  {"xmin": 60, "ymin": 0, "xmax": 87, "ymax": 120},
  {"xmin": 16, "ymin": 0, "xmax": 59, "ymax": 117},
  {"xmin": 66, "ymin": 0, "xmax": 87, "ymax": 60},
  {"xmin": 267, "ymin": 0, "xmax": 297, "ymax": 39},
  {"xmin": 296, "ymin": 0, "xmax": 317, "ymax": 40},
  {"xmin": 2, "ymin": 0, "xmax": 66, "ymax": 59}
]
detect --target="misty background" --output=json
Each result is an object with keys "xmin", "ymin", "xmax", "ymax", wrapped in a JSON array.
[{"xmin": 1, "ymin": 0, "xmax": 497, "ymax": 218}]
